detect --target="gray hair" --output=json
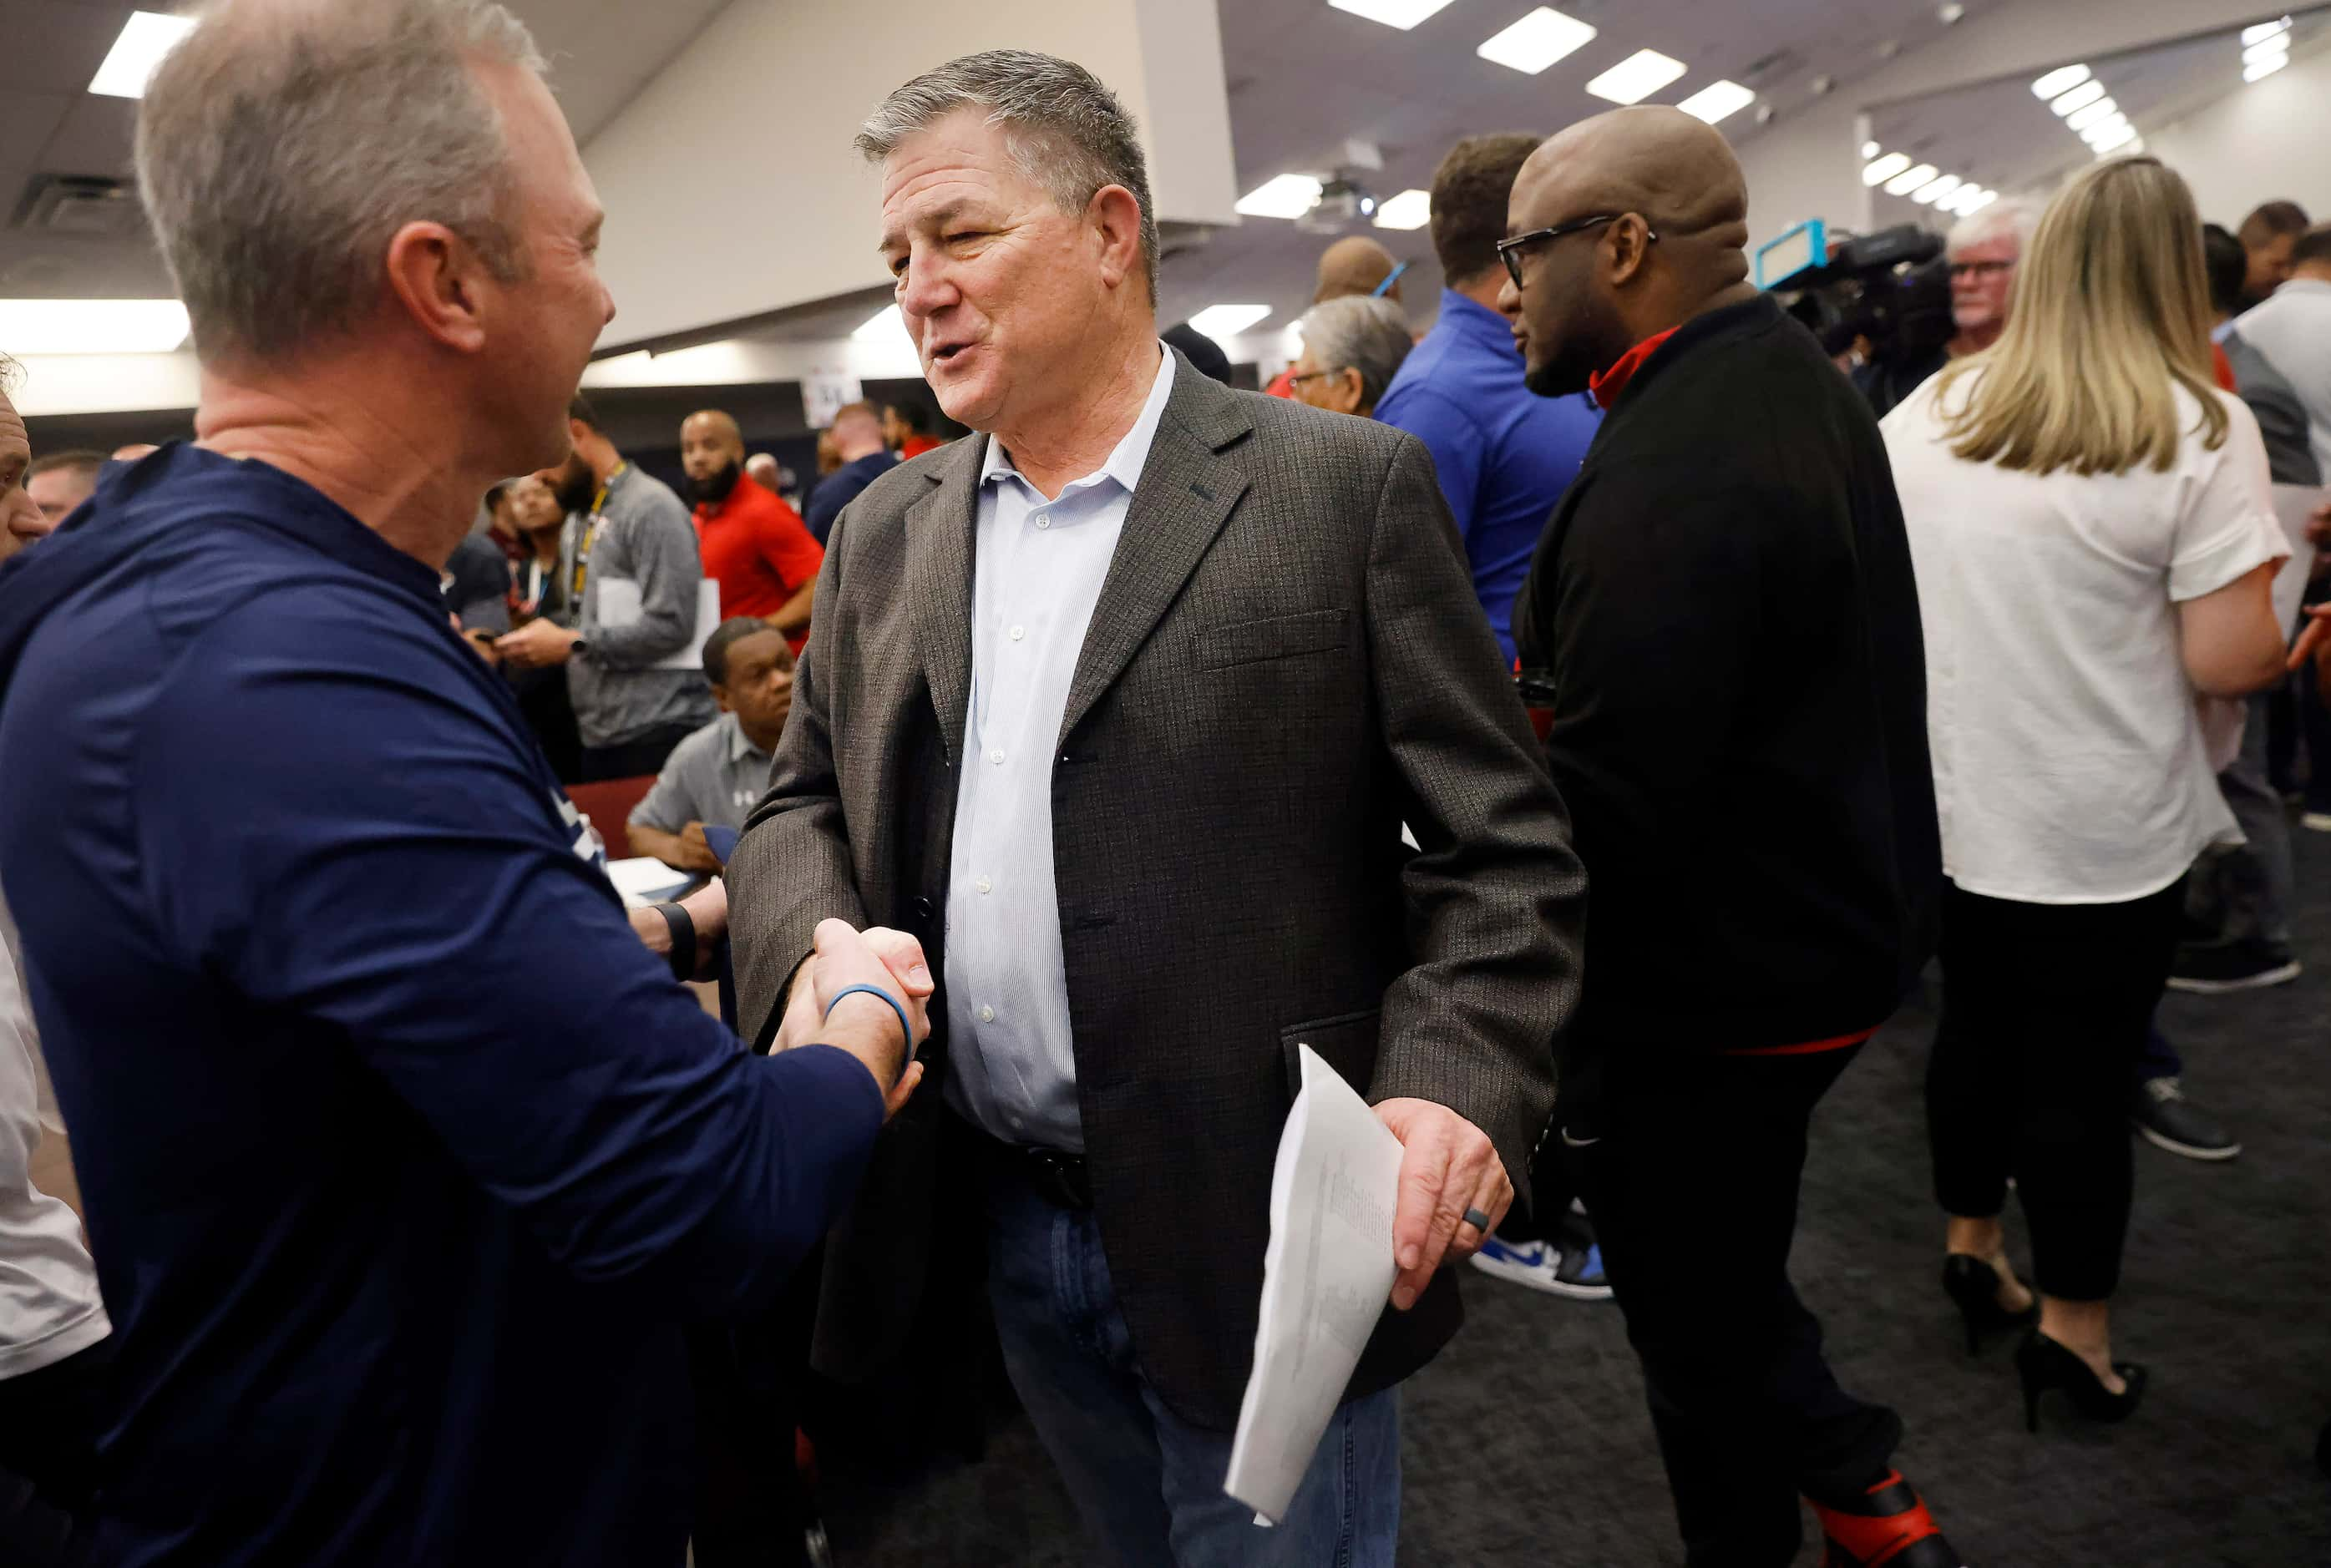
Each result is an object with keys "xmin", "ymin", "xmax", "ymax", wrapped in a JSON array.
[
  {"xmin": 1947, "ymin": 196, "xmax": 2044, "ymax": 259},
  {"xmin": 856, "ymin": 49, "xmax": 1158, "ymax": 301},
  {"xmin": 136, "ymin": 0, "xmax": 546, "ymax": 363},
  {"xmin": 0, "ymin": 352, "xmax": 20, "ymax": 396},
  {"xmin": 1298, "ymin": 296, "xmax": 1413, "ymax": 413}
]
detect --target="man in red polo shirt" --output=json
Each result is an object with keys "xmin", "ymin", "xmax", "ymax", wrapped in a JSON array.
[{"xmin": 679, "ymin": 409, "xmax": 822, "ymax": 653}]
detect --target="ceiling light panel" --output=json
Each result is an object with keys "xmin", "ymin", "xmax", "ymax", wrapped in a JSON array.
[
  {"xmin": 2241, "ymin": 18, "xmax": 2293, "ymax": 44},
  {"xmin": 2243, "ymin": 37, "xmax": 2292, "ymax": 66},
  {"xmin": 0, "ymin": 298, "xmax": 191, "ymax": 354},
  {"xmin": 89, "ymin": 10, "xmax": 199, "ymax": 99},
  {"xmin": 1585, "ymin": 48, "xmax": 1689, "ymax": 104},
  {"xmin": 2065, "ymin": 95, "xmax": 2121, "ymax": 131},
  {"xmin": 1675, "ymin": 79, "xmax": 1757, "ymax": 124},
  {"xmin": 1372, "ymin": 188, "xmax": 1432, "ymax": 230},
  {"xmin": 1958, "ymin": 190, "xmax": 1998, "ymax": 214},
  {"xmin": 1476, "ymin": 8, "xmax": 1598, "ymax": 73},
  {"xmin": 2030, "ymin": 63, "xmax": 2091, "ymax": 99},
  {"xmin": 1912, "ymin": 174, "xmax": 1964, "ymax": 205},
  {"xmin": 2050, "ymin": 79, "xmax": 2107, "ymax": 114},
  {"xmin": 1862, "ymin": 152, "xmax": 1912, "ymax": 186},
  {"xmin": 1188, "ymin": 303, "xmax": 1272, "ymax": 340},
  {"xmin": 2245, "ymin": 52, "xmax": 2289, "ymax": 81},
  {"xmin": 1883, "ymin": 162, "xmax": 1940, "ymax": 196},
  {"xmin": 1235, "ymin": 174, "xmax": 1323, "ymax": 220},
  {"xmin": 1328, "ymin": 0, "xmax": 1459, "ymax": 28}
]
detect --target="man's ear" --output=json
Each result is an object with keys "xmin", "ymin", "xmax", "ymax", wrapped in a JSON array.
[
  {"xmin": 1607, "ymin": 215, "xmax": 1658, "ymax": 289},
  {"xmin": 1089, "ymin": 184, "xmax": 1146, "ymax": 292},
  {"xmin": 383, "ymin": 221, "xmax": 489, "ymax": 352}
]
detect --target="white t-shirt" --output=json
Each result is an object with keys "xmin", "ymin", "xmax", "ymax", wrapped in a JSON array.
[
  {"xmin": 1881, "ymin": 371, "xmax": 2287, "ymax": 904},
  {"xmin": 0, "ymin": 896, "xmax": 110, "ymax": 1379}
]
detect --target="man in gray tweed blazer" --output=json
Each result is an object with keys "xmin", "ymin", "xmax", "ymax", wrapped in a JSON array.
[{"xmin": 730, "ymin": 49, "xmax": 1584, "ymax": 1565}]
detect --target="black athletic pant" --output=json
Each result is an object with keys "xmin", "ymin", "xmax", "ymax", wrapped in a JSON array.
[
  {"xmin": 0, "ymin": 1335, "xmax": 112, "ymax": 1567},
  {"xmin": 1567, "ymin": 1044, "xmax": 1900, "ymax": 1567},
  {"xmin": 1928, "ymin": 878, "xmax": 2184, "ymax": 1301}
]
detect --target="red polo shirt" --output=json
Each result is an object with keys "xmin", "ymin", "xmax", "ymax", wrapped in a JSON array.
[{"xmin": 692, "ymin": 475, "xmax": 823, "ymax": 653}]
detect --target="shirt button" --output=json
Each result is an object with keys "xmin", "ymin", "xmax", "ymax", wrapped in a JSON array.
[
  {"xmin": 975, "ymin": 876, "xmax": 992, "ymax": 894},
  {"xmin": 989, "ymin": 749, "xmax": 1006, "ymax": 765},
  {"xmin": 1035, "ymin": 517, "xmax": 1051, "ymax": 530},
  {"xmin": 980, "ymin": 1004, "xmax": 996, "ymax": 1024},
  {"xmin": 1009, "ymin": 625, "xmax": 1026, "ymax": 641}
]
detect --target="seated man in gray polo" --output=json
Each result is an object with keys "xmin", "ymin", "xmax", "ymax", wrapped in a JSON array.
[{"xmin": 628, "ymin": 618, "xmax": 796, "ymax": 875}]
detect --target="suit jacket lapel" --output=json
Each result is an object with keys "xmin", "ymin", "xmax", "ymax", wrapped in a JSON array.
[
  {"xmin": 905, "ymin": 437, "xmax": 984, "ymax": 763},
  {"xmin": 1057, "ymin": 362, "xmax": 1254, "ymax": 742}
]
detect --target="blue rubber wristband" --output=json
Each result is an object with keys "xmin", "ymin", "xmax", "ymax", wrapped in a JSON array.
[{"xmin": 823, "ymin": 984, "xmax": 911, "ymax": 1055}]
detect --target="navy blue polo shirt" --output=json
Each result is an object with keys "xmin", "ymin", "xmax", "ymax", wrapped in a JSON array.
[
  {"xmin": 803, "ymin": 448, "xmax": 898, "ymax": 544},
  {"xmin": 1376, "ymin": 288, "xmax": 1601, "ymax": 663},
  {"xmin": 0, "ymin": 444, "xmax": 883, "ymax": 1566}
]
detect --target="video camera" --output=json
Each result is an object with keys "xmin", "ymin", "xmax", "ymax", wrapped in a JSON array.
[{"xmin": 1757, "ymin": 220, "xmax": 1953, "ymax": 367}]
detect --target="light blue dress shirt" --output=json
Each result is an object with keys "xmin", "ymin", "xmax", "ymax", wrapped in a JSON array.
[{"xmin": 944, "ymin": 346, "xmax": 1176, "ymax": 1151}]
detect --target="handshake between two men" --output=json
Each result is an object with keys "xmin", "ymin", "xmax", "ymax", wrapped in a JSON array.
[{"xmin": 767, "ymin": 918, "xmax": 1514, "ymax": 1312}]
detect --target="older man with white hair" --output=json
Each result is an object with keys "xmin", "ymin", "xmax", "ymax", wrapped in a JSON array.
[
  {"xmin": 1287, "ymin": 295, "xmax": 1413, "ymax": 419},
  {"xmin": 0, "ymin": 4, "xmax": 932, "ymax": 1564},
  {"xmin": 731, "ymin": 47, "xmax": 1583, "ymax": 1568}
]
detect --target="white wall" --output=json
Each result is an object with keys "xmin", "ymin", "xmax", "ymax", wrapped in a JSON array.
[
  {"xmin": 11, "ymin": 353, "xmax": 200, "ymax": 418},
  {"xmin": 2146, "ymin": 46, "xmax": 2331, "ymax": 222},
  {"xmin": 581, "ymin": 0, "xmax": 1239, "ymax": 352},
  {"xmin": 1736, "ymin": 0, "xmax": 2278, "ymax": 245}
]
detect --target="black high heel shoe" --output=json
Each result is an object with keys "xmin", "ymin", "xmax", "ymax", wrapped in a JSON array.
[
  {"xmin": 2016, "ymin": 1330, "xmax": 2147, "ymax": 1433},
  {"xmin": 1941, "ymin": 1254, "xmax": 2035, "ymax": 1355}
]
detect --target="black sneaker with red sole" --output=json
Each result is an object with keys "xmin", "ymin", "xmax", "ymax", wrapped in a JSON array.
[{"xmin": 1807, "ymin": 1470, "xmax": 1965, "ymax": 1567}]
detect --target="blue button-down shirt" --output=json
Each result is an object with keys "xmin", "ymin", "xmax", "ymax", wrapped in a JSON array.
[
  {"xmin": 943, "ymin": 346, "xmax": 1176, "ymax": 1151},
  {"xmin": 1376, "ymin": 288, "xmax": 1601, "ymax": 663}
]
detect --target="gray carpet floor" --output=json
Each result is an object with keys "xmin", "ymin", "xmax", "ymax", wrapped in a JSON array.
[{"xmin": 815, "ymin": 825, "xmax": 2331, "ymax": 1565}]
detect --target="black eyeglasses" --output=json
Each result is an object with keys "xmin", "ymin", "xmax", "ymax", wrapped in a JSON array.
[
  {"xmin": 1285, "ymin": 369, "xmax": 1342, "ymax": 387},
  {"xmin": 1495, "ymin": 213, "xmax": 1658, "ymax": 289}
]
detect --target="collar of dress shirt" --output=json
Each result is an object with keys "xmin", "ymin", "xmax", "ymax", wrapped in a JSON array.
[
  {"xmin": 979, "ymin": 341, "xmax": 1176, "ymax": 497},
  {"xmin": 721, "ymin": 711, "xmax": 772, "ymax": 765}
]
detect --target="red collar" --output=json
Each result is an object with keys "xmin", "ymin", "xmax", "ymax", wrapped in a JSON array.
[{"xmin": 1589, "ymin": 326, "xmax": 1680, "ymax": 410}]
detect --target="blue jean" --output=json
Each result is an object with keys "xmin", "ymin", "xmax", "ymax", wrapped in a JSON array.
[{"xmin": 981, "ymin": 1167, "xmax": 1401, "ymax": 1568}]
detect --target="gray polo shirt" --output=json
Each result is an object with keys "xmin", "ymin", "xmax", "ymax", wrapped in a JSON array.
[
  {"xmin": 627, "ymin": 712, "xmax": 776, "ymax": 837},
  {"xmin": 569, "ymin": 464, "xmax": 717, "ymax": 749}
]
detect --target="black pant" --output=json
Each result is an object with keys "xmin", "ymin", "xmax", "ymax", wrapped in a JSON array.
[
  {"xmin": 1567, "ymin": 1045, "xmax": 1899, "ymax": 1568},
  {"xmin": 0, "ymin": 1335, "xmax": 112, "ymax": 1566},
  {"xmin": 687, "ymin": 1251, "xmax": 824, "ymax": 1568},
  {"xmin": 580, "ymin": 721, "xmax": 700, "ymax": 783},
  {"xmin": 511, "ymin": 665, "xmax": 583, "ymax": 784},
  {"xmin": 1928, "ymin": 878, "xmax": 2184, "ymax": 1302}
]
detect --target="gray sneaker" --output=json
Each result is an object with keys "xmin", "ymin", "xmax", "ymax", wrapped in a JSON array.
[{"xmin": 2133, "ymin": 1076, "xmax": 2241, "ymax": 1161}]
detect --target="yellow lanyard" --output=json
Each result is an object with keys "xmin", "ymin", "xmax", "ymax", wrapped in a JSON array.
[{"xmin": 570, "ymin": 462, "xmax": 626, "ymax": 599}]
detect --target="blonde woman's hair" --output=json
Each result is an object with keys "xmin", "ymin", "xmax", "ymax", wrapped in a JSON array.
[{"xmin": 1935, "ymin": 156, "xmax": 2227, "ymax": 476}]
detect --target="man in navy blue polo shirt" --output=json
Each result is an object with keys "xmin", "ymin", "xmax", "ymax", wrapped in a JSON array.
[
  {"xmin": 0, "ymin": 4, "xmax": 926, "ymax": 1565},
  {"xmin": 801, "ymin": 400, "xmax": 898, "ymax": 544},
  {"xmin": 1376, "ymin": 133, "xmax": 1601, "ymax": 667}
]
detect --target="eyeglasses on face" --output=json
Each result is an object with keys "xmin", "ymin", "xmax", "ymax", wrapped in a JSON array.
[
  {"xmin": 1496, "ymin": 214, "xmax": 1658, "ymax": 289},
  {"xmin": 1285, "ymin": 369, "xmax": 1345, "ymax": 387}
]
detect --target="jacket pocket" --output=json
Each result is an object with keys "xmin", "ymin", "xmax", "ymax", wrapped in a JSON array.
[
  {"xmin": 1279, "ymin": 1008, "xmax": 1382, "ymax": 1101},
  {"xmin": 1196, "ymin": 608, "xmax": 1351, "ymax": 671}
]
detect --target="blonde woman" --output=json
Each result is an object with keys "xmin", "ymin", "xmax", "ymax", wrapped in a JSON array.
[{"xmin": 1881, "ymin": 157, "xmax": 2289, "ymax": 1433}]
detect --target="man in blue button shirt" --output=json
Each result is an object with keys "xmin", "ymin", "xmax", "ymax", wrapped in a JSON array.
[
  {"xmin": 1376, "ymin": 133, "xmax": 1601, "ymax": 666},
  {"xmin": 0, "ymin": 4, "xmax": 926, "ymax": 1564}
]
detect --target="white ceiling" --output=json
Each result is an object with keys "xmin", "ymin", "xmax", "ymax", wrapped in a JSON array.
[
  {"xmin": 1865, "ymin": 8, "xmax": 2328, "ymax": 231},
  {"xmin": 0, "ymin": 0, "xmax": 731, "ymax": 299},
  {"xmin": 5, "ymin": 0, "xmax": 2060, "ymax": 350}
]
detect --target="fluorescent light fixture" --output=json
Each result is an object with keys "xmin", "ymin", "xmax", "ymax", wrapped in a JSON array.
[
  {"xmin": 1912, "ymin": 174, "xmax": 1964, "ymax": 205},
  {"xmin": 851, "ymin": 305, "xmax": 906, "ymax": 341},
  {"xmin": 1584, "ymin": 48, "xmax": 1689, "ymax": 104},
  {"xmin": 1938, "ymin": 185, "xmax": 1984, "ymax": 215},
  {"xmin": 1476, "ymin": 8, "xmax": 1598, "ymax": 73},
  {"xmin": 1884, "ymin": 162, "xmax": 1940, "ymax": 196},
  {"xmin": 2089, "ymin": 121, "xmax": 2139, "ymax": 151},
  {"xmin": 1676, "ymin": 79, "xmax": 1757, "ymax": 124},
  {"xmin": 89, "ymin": 10, "xmax": 199, "ymax": 99},
  {"xmin": 2065, "ymin": 94, "xmax": 2120, "ymax": 131},
  {"xmin": 2079, "ymin": 114, "xmax": 2131, "ymax": 145},
  {"xmin": 2244, "ymin": 50, "xmax": 2290, "ymax": 80},
  {"xmin": 1188, "ymin": 303, "xmax": 1271, "ymax": 340},
  {"xmin": 0, "ymin": 298, "xmax": 190, "ymax": 354},
  {"xmin": 1959, "ymin": 189, "xmax": 1998, "ymax": 214},
  {"xmin": 1234, "ymin": 173, "xmax": 1323, "ymax": 220},
  {"xmin": 2050, "ymin": 79, "xmax": 2107, "ymax": 115},
  {"xmin": 1372, "ymin": 188, "xmax": 1432, "ymax": 230},
  {"xmin": 2242, "ymin": 37, "xmax": 2292, "ymax": 66},
  {"xmin": 1327, "ymin": 0, "xmax": 1458, "ymax": 28},
  {"xmin": 2241, "ymin": 18, "xmax": 2293, "ymax": 44},
  {"xmin": 2030, "ymin": 63, "xmax": 2090, "ymax": 99},
  {"xmin": 1862, "ymin": 152, "xmax": 1912, "ymax": 186},
  {"xmin": 1862, "ymin": 140, "xmax": 1882, "ymax": 159}
]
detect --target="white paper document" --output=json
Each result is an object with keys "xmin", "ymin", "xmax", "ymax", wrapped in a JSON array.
[
  {"xmin": 594, "ymin": 578, "xmax": 723, "ymax": 670},
  {"xmin": 1224, "ymin": 1043, "xmax": 1405, "ymax": 1525},
  {"xmin": 604, "ymin": 856, "xmax": 692, "ymax": 909}
]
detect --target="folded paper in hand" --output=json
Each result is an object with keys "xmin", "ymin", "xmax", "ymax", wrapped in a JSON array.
[{"xmin": 1224, "ymin": 1042, "xmax": 1403, "ymax": 1525}]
